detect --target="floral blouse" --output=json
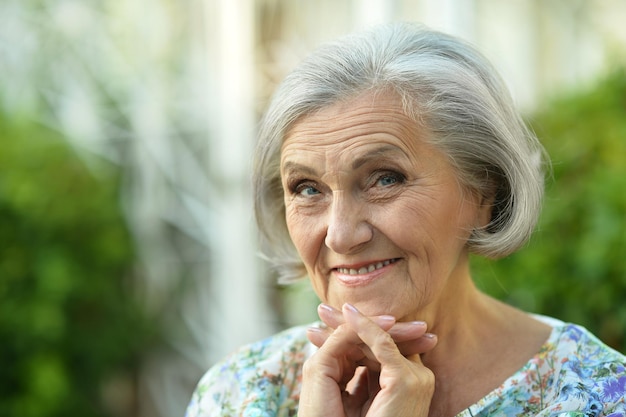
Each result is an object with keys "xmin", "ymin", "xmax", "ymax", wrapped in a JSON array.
[{"xmin": 185, "ymin": 316, "xmax": 626, "ymax": 416}]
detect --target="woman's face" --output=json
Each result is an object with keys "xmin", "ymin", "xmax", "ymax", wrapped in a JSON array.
[{"xmin": 280, "ymin": 92, "xmax": 490, "ymax": 322}]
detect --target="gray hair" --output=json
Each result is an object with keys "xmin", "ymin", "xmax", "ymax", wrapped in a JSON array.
[{"xmin": 253, "ymin": 22, "xmax": 547, "ymax": 283}]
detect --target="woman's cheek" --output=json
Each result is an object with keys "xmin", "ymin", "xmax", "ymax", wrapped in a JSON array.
[{"xmin": 286, "ymin": 210, "xmax": 320, "ymax": 264}]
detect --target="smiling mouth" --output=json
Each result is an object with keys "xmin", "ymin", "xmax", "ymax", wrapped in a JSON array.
[{"xmin": 335, "ymin": 258, "xmax": 400, "ymax": 275}]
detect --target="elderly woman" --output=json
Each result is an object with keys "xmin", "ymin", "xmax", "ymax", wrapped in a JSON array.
[{"xmin": 186, "ymin": 23, "xmax": 626, "ymax": 416}]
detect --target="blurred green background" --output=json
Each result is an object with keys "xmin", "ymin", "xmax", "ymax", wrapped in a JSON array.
[
  {"xmin": 473, "ymin": 68, "xmax": 626, "ymax": 352},
  {"xmin": 0, "ymin": 114, "xmax": 154, "ymax": 416}
]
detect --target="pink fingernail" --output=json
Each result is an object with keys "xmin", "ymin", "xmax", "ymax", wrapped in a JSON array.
[
  {"xmin": 423, "ymin": 333, "xmax": 437, "ymax": 339},
  {"xmin": 344, "ymin": 303, "xmax": 359, "ymax": 313},
  {"xmin": 378, "ymin": 315, "xmax": 395, "ymax": 322},
  {"xmin": 409, "ymin": 321, "xmax": 427, "ymax": 327},
  {"xmin": 318, "ymin": 303, "xmax": 335, "ymax": 313}
]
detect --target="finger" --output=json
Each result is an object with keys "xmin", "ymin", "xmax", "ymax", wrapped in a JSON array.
[
  {"xmin": 316, "ymin": 304, "xmax": 436, "ymax": 361},
  {"xmin": 301, "ymin": 310, "xmax": 397, "ymax": 417},
  {"xmin": 387, "ymin": 320, "xmax": 428, "ymax": 342},
  {"xmin": 342, "ymin": 304, "xmax": 437, "ymax": 416},
  {"xmin": 307, "ymin": 325, "xmax": 372, "ymax": 366},
  {"xmin": 344, "ymin": 366, "xmax": 369, "ymax": 407},
  {"xmin": 310, "ymin": 322, "xmax": 370, "ymax": 360},
  {"xmin": 318, "ymin": 303, "xmax": 396, "ymax": 331},
  {"xmin": 317, "ymin": 303, "xmax": 343, "ymax": 328},
  {"xmin": 306, "ymin": 325, "xmax": 332, "ymax": 348},
  {"xmin": 305, "ymin": 321, "xmax": 381, "ymax": 390},
  {"xmin": 345, "ymin": 366, "xmax": 367, "ymax": 394},
  {"xmin": 396, "ymin": 333, "xmax": 438, "ymax": 357},
  {"xmin": 319, "ymin": 304, "xmax": 432, "ymax": 347},
  {"xmin": 317, "ymin": 304, "xmax": 436, "ymax": 363},
  {"xmin": 355, "ymin": 332, "xmax": 437, "ymax": 370},
  {"xmin": 342, "ymin": 303, "xmax": 406, "ymax": 368}
]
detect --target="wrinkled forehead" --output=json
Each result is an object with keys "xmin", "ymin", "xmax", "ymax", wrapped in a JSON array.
[{"xmin": 280, "ymin": 91, "xmax": 422, "ymax": 160}]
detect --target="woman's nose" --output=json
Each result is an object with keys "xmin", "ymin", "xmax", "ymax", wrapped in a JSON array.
[{"xmin": 324, "ymin": 192, "xmax": 373, "ymax": 254}]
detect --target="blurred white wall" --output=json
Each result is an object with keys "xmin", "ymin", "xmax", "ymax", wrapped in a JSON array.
[{"xmin": 2, "ymin": 1, "xmax": 625, "ymax": 416}]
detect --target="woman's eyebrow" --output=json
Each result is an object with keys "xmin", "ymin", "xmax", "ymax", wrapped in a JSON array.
[
  {"xmin": 281, "ymin": 145, "xmax": 406, "ymax": 175},
  {"xmin": 281, "ymin": 161, "xmax": 318, "ymax": 177},
  {"xmin": 351, "ymin": 145, "xmax": 407, "ymax": 169}
]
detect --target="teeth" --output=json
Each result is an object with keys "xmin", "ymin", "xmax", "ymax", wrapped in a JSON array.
[{"xmin": 337, "ymin": 259, "xmax": 396, "ymax": 275}]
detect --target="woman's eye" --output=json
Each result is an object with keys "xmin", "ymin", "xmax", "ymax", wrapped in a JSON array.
[
  {"xmin": 375, "ymin": 172, "xmax": 405, "ymax": 187},
  {"xmin": 290, "ymin": 181, "xmax": 321, "ymax": 197},
  {"xmin": 298, "ymin": 185, "xmax": 321, "ymax": 196}
]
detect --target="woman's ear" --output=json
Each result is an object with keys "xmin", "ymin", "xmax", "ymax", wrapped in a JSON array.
[
  {"xmin": 477, "ymin": 194, "xmax": 495, "ymax": 229},
  {"xmin": 476, "ymin": 182, "xmax": 497, "ymax": 230}
]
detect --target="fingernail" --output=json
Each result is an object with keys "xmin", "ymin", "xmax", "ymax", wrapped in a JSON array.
[
  {"xmin": 378, "ymin": 315, "xmax": 395, "ymax": 323},
  {"xmin": 307, "ymin": 326, "xmax": 324, "ymax": 333},
  {"xmin": 343, "ymin": 303, "xmax": 359, "ymax": 314},
  {"xmin": 408, "ymin": 321, "xmax": 427, "ymax": 327},
  {"xmin": 423, "ymin": 333, "xmax": 437, "ymax": 339},
  {"xmin": 318, "ymin": 303, "xmax": 335, "ymax": 313}
]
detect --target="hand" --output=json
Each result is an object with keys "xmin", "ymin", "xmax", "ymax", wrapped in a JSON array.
[
  {"xmin": 307, "ymin": 303, "xmax": 438, "ymax": 371},
  {"xmin": 299, "ymin": 303, "xmax": 436, "ymax": 417}
]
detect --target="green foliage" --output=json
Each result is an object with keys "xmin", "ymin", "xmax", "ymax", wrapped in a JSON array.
[
  {"xmin": 472, "ymin": 68, "xmax": 626, "ymax": 352},
  {"xmin": 0, "ymin": 114, "xmax": 152, "ymax": 416}
]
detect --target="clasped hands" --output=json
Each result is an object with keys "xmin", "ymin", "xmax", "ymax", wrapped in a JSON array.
[{"xmin": 299, "ymin": 303, "xmax": 438, "ymax": 417}]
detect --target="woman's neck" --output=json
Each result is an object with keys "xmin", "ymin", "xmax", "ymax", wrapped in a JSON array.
[{"xmin": 418, "ymin": 276, "xmax": 552, "ymax": 416}]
